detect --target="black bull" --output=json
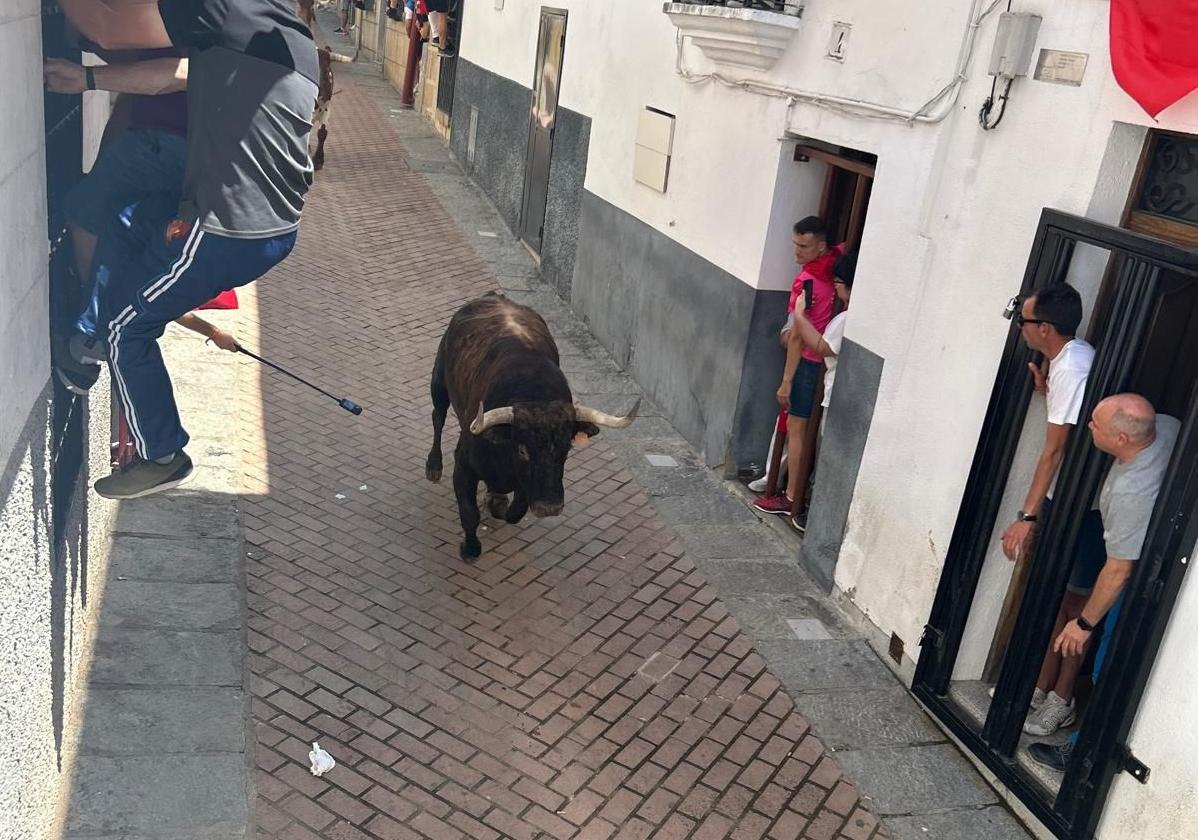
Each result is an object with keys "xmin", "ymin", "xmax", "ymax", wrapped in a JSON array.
[{"xmin": 426, "ymin": 295, "xmax": 638, "ymax": 561}]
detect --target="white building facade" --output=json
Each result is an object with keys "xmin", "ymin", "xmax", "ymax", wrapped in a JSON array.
[
  {"xmin": 445, "ymin": 1, "xmax": 1198, "ymax": 837},
  {"xmin": 2, "ymin": 3, "xmax": 116, "ymax": 837}
]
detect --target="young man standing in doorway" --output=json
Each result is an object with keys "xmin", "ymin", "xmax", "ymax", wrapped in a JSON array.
[{"xmin": 756, "ymin": 217, "xmax": 843, "ymax": 526}]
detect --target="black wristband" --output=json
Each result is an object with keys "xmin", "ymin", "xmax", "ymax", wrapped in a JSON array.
[
  {"xmin": 85, "ymin": 67, "xmax": 97, "ymax": 91},
  {"xmin": 1076, "ymin": 615, "xmax": 1095, "ymax": 632}
]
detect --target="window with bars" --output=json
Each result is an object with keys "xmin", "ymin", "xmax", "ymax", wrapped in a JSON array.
[{"xmin": 1127, "ymin": 131, "xmax": 1198, "ymax": 249}]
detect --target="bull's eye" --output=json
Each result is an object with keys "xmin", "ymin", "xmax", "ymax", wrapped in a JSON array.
[{"xmin": 517, "ymin": 444, "xmax": 530, "ymax": 462}]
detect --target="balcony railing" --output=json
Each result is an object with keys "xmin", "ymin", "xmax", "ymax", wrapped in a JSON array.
[{"xmin": 673, "ymin": 0, "xmax": 801, "ymax": 15}]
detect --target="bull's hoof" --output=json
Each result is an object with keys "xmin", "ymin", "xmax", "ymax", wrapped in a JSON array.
[
  {"xmin": 425, "ymin": 455, "xmax": 442, "ymax": 482},
  {"xmin": 460, "ymin": 537, "xmax": 482, "ymax": 562},
  {"xmin": 486, "ymin": 492, "xmax": 509, "ymax": 519},
  {"xmin": 504, "ymin": 507, "xmax": 527, "ymax": 525}
]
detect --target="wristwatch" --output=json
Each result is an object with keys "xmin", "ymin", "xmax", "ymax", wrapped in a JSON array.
[
  {"xmin": 1076, "ymin": 615, "xmax": 1096, "ymax": 632},
  {"xmin": 85, "ymin": 67, "xmax": 97, "ymax": 91},
  {"xmin": 1015, "ymin": 510, "xmax": 1038, "ymax": 523}
]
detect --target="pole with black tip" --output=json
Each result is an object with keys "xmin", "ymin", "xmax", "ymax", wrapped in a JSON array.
[{"xmin": 234, "ymin": 345, "xmax": 364, "ymax": 415}]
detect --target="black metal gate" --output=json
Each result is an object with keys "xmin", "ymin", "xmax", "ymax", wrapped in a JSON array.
[
  {"xmin": 435, "ymin": 0, "xmax": 461, "ymax": 115},
  {"xmin": 42, "ymin": 0, "xmax": 90, "ymax": 546},
  {"xmin": 913, "ymin": 209, "xmax": 1198, "ymax": 838}
]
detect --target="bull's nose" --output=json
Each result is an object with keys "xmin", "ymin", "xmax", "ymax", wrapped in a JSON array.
[{"xmin": 530, "ymin": 501, "xmax": 564, "ymax": 518}]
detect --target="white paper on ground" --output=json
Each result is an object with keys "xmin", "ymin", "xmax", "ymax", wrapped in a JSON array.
[{"xmin": 309, "ymin": 742, "xmax": 336, "ymax": 776}]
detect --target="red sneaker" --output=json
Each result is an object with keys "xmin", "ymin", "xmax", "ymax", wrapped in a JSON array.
[{"xmin": 752, "ymin": 494, "xmax": 793, "ymax": 515}]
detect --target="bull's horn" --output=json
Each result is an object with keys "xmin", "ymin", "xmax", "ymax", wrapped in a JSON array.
[
  {"xmin": 574, "ymin": 398, "xmax": 641, "ymax": 429},
  {"xmin": 470, "ymin": 403, "xmax": 515, "ymax": 434}
]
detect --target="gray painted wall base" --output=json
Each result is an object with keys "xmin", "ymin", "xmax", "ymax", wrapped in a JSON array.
[
  {"xmin": 573, "ymin": 191, "xmax": 761, "ymax": 466},
  {"xmin": 802, "ymin": 338, "xmax": 884, "ymax": 589},
  {"xmin": 730, "ymin": 289, "xmax": 790, "ymax": 474}
]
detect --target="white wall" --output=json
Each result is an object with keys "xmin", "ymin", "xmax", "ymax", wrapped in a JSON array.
[
  {"xmin": 1098, "ymin": 537, "xmax": 1198, "ymax": 837},
  {"xmin": 1, "ymin": 8, "xmax": 115, "ymax": 838},
  {"xmin": 461, "ymin": 0, "xmax": 795, "ymax": 291},
  {"xmin": 0, "ymin": 0, "xmax": 51, "ymax": 454}
]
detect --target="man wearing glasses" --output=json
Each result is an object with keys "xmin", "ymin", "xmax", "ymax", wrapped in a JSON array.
[{"xmin": 998, "ymin": 282, "xmax": 1104, "ymax": 737}]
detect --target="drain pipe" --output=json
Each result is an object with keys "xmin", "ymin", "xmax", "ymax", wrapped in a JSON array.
[{"xmin": 400, "ymin": 19, "xmax": 422, "ymax": 108}]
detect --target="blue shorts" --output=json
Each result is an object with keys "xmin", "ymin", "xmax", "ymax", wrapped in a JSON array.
[
  {"xmin": 66, "ymin": 128, "xmax": 186, "ymax": 237},
  {"xmin": 1042, "ymin": 497, "xmax": 1106, "ymax": 595},
  {"xmin": 788, "ymin": 358, "xmax": 823, "ymax": 419}
]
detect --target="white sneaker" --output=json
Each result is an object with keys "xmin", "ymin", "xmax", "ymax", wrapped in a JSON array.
[
  {"xmin": 748, "ymin": 476, "xmax": 769, "ymax": 493},
  {"xmin": 1022, "ymin": 691, "xmax": 1076, "ymax": 736},
  {"xmin": 987, "ymin": 685, "xmax": 1047, "ymax": 710}
]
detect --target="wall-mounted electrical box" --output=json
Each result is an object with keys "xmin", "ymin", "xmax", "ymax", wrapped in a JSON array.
[
  {"xmin": 634, "ymin": 108, "xmax": 675, "ymax": 193},
  {"xmin": 988, "ymin": 12, "xmax": 1042, "ymax": 79}
]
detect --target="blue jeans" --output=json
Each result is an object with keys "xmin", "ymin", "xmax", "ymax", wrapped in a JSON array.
[
  {"xmin": 95, "ymin": 196, "xmax": 296, "ymax": 460},
  {"xmin": 67, "ymin": 128, "xmax": 186, "ymax": 235},
  {"xmin": 788, "ymin": 358, "xmax": 823, "ymax": 419},
  {"xmin": 1065, "ymin": 592, "xmax": 1125, "ymax": 748},
  {"xmin": 70, "ymin": 129, "xmax": 187, "ymax": 338}
]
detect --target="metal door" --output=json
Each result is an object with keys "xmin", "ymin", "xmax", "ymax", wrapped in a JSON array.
[
  {"xmin": 913, "ymin": 209, "xmax": 1198, "ymax": 838},
  {"xmin": 518, "ymin": 8, "xmax": 566, "ymax": 252}
]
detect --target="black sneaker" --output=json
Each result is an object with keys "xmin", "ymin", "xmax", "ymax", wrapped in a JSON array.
[
  {"xmin": 438, "ymin": 40, "xmax": 455, "ymax": 57},
  {"xmin": 1027, "ymin": 739, "xmax": 1073, "ymax": 772},
  {"xmin": 52, "ymin": 330, "xmax": 102, "ymax": 395},
  {"xmin": 790, "ymin": 510, "xmax": 808, "ymax": 535},
  {"xmin": 94, "ymin": 451, "xmax": 194, "ymax": 500},
  {"xmin": 333, "ymin": 26, "xmax": 347, "ymax": 34}
]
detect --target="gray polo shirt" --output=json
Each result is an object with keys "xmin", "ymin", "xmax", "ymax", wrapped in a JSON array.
[
  {"xmin": 1099, "ymin": 415, "xmax": 1181, "ymax": 561},
  {"xmin": 160, "ymin": 0, "xmax": 319, "ymax": 238}
]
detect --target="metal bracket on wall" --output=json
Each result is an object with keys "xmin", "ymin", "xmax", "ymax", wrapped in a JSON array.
[
  {"xmin": 1118, "ymin": 746, "xmax": 1151, "ymax": 784},
  {"xmin": 919, "ymin": 623, "xmax": 945, "ymax": 650}
]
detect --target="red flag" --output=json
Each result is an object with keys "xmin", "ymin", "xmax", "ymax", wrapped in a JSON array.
[
  {"xmin": 1111, "ymin": 0, "xmax": 1198, "ymax": 118},
  {"xmin": 196, "ymin": 289, "xmax": 239, "ymax": 311}
]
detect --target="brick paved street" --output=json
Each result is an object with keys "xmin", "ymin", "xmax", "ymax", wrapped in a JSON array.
[{"xmin": 236, "ymin": 66, "xmax": 891, "ymax": 840}]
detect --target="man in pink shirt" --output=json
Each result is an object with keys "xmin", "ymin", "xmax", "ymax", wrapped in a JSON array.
[{"xmin": 755, "ymin": 217, "xmax": 843, "ymax": 524}]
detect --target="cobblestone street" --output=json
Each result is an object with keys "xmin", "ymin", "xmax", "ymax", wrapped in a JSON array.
[{"xmin": 230, "ymin": 61, "xmax": 898, "ymax": 840}]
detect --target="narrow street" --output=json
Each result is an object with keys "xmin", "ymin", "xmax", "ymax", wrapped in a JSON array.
[{"xmin": 234, "ymin": 63, "xmax": 891, "ymax": 840}]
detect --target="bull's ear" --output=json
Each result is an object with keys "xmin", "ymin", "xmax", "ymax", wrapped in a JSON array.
[{"xmin": 574, "ymin": 422, "xmax": 601, "ymax": 443}]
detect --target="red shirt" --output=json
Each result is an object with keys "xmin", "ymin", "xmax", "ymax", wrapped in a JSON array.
[{"xmin": 787, "ymin": 243, "xmax": 844, "ymax": 363}]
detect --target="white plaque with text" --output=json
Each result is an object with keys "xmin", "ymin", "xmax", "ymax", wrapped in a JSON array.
[{"xmin": 1034, "ymin": 49, "xmax": 1088, "ymax": 86}]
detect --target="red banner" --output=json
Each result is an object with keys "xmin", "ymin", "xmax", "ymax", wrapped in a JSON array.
[
  {"xmin": 1111, "ymin": 0, "xmax": 1198, "ymax": 118},
  {"xmin": 196, "ymin": 289, "xmax": 239, "ymax": 311}
]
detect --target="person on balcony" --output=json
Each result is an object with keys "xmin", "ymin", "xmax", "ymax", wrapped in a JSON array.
[
  {"xmin": 1028, "ymin": 393, "xmax": 1180, "ymax": 771},
  {"xmin": 998, "ymin": 283, "xmax": 1103, "ymax": 737},
  {"xmin": 755, "ymin": 216, "xmax": 844, "ymax": 524},
  {"xmin": 54, "ymin": 0, "xmax": 317, "ymax": 500}
]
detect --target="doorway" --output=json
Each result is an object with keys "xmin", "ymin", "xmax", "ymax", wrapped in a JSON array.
[
  {"xmin": 518, "ymin": 7, "xmax": 567, "ymax": 253},
  {"xmin": 913, "ymin": 209, "xmax": 1198, "ymax": 839},
  {"xmin": 763, "ymin": 144, "xmax": 875, "ymax": 522}
]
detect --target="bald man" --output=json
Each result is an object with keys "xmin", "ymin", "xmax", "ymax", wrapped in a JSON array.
[{"xmin": 1029, "ymin": 393, "xmax": 1180, "ymax": 771}]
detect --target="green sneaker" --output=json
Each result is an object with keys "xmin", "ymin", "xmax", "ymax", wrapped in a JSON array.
[{"xmin": 94, "ymin": 452, "xmax": 194, "ymax": 500}]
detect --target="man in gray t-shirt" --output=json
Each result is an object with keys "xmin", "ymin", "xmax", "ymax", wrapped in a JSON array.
[
  {"xmin": 58, "ymin": 0, "xmax": 318, "ymax": 500},
  {"xmin": 1029, "ymin": 393, "xmax": 1180, "ymax": 771}
]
